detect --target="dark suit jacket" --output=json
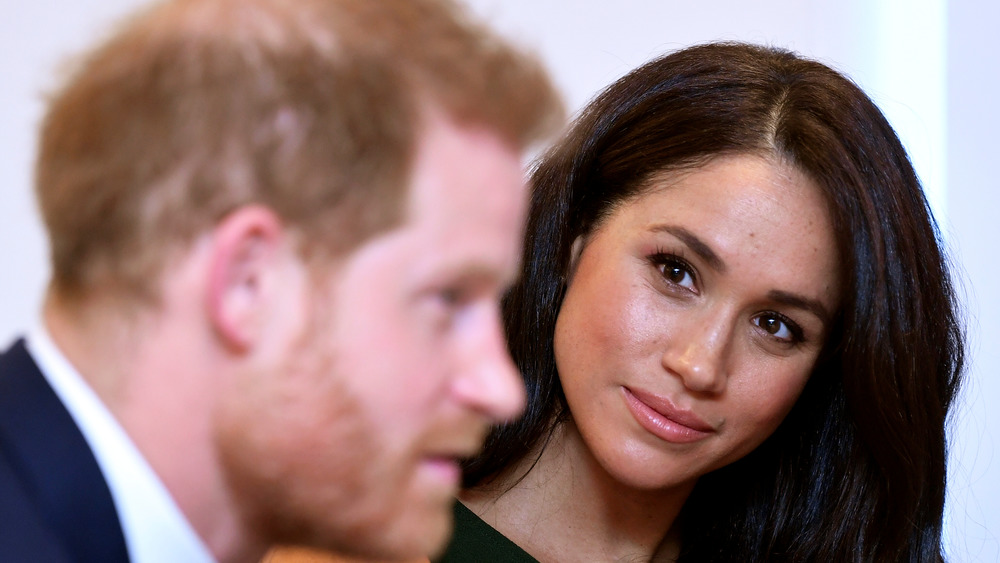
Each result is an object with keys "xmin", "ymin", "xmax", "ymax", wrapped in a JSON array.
[{"xmin": 0, "ymin": 339, "xmax": 130, "ymax": 562}]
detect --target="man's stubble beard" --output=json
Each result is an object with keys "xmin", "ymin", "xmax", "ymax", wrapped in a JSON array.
[{"xmin": 213, "ymin": 305, "xmax": 391, "ymax": 556}]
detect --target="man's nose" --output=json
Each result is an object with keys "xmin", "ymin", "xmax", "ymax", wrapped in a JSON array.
[{"xmin": 451, "ymin": 308, "xmax": 526, "ymax": 423}]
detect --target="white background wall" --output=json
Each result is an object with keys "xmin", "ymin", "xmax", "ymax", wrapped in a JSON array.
[{"xmin": 2, "ymin": 1, "xmax": 996, "ymax": 559}]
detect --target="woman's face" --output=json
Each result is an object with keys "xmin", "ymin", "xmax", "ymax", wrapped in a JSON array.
[{"xmin": 553, "ymin": 154, "xmax": 841, "ymax": 492}]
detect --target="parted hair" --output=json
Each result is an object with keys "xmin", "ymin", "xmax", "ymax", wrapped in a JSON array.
[
  {"xmin": 36, "ymin": 0, "xmax": 563, "ymax": 301},
  {"xmin": 464, "ymin": 42, "xmax": 964, "ymax": 562}
]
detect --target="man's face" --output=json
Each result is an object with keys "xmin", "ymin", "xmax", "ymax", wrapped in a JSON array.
[{"xmin": 216, "ymin": 114, "xmax": 528, "ymax": 559}]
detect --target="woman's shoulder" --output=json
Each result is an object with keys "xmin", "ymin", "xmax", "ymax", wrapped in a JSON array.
[{"xmin": 433, "ymin": 500, "xmax": 539, "ymax": 563}]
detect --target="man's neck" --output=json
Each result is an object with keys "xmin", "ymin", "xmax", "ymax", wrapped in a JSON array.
[{"xmin": 42, "ymin": 291, "xmax": 265, "ymax": 563}]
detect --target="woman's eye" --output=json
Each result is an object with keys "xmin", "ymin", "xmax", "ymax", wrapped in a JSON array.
[
  {"xmin": 753, "ymin": 314, "xmax": 801, "ymax": 343},
  {"xmin": 657, "ymin": 259, "xmax": 696, "ymax": 290}
]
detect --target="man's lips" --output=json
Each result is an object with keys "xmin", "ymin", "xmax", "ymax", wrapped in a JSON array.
[
  {"xmin": 420, "ymin": 456, "xmax": 463, "ymax": 485},
  {"xmin": 423, "ymin": 446, "xmax": 478, "ymax": 467},
  {"xmin": 420, "ymin": 432, "xmax": 487, "ymax": 479},
  {"xmin": 420, "ymin": 444, "xmax": 477, "ymax": 488},
  {"xmin": 622, "ymin": 386, "xmax": 715, "ymax": 444}
]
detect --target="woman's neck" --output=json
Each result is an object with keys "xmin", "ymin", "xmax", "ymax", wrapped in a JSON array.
[{"xmin": 461, "ymin": 419, "xmax": 693, "ymax": 562}]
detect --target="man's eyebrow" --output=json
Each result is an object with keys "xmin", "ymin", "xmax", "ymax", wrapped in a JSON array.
[
  {"xmin": 768, "ymin": 290, "xmax": 833, "ymax": 325},
  {"xmin": 649, "ymin": 224, "xmax": 727, "ymax": 273},
  {"xmin": 429, "ymin": 262, "xmax": 513, "ymax": 291}
]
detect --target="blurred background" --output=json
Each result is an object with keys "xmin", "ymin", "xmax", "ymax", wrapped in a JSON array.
[{"xmin": 2, "ymin": 1, "xmax": 996, "ymax": 559}]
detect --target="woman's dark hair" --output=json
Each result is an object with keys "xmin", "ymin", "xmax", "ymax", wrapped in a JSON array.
[{"xmin": 463, "ymin": 42, "xmax": 965, "ymax": 561}]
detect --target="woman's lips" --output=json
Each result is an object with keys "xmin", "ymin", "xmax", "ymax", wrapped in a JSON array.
[{"xmin": 622, "ymin": 386, "xmax": 715, "ymax": 444}]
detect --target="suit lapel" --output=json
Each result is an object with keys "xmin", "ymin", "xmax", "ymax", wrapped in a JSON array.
[{"xmin": 0, "ymin": 339, "xmax": 130, "ymax": 562}]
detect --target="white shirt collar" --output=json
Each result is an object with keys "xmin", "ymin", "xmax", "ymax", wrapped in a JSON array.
[{"xmin": 26, "ymin": 322, "xmax": 216, "ymax": 563}]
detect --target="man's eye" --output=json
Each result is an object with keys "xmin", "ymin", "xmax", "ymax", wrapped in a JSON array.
[{"xmin": 438, "ymin": 288, "xmax": 462, "ymax": 307}]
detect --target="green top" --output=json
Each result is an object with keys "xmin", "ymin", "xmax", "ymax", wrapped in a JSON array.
[{"xmin": 434, "ymin": 500, "xmax": 540, "ymax": 563}]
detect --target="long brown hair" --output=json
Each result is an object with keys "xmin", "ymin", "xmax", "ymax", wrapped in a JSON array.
[{"xmin": 465, "ymin": 42, "xmax": 964, "ymax": 561}]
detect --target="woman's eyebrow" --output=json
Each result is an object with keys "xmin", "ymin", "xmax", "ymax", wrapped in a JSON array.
[
  {"xmin": 649, "ymin": 224, "xmax": 727, "ymax": 273},
  {"xmin": 768, "ymin": 290, "xmax": 833, "ymax": 325},
  {"xmin": 650, "ymin": 224, "xmax": 833, "ymax": 324}
]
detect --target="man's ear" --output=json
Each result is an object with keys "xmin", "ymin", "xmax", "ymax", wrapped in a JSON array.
[{"xmin": 206, "ymin": 205, "xmax": 292, "ymax": 353}]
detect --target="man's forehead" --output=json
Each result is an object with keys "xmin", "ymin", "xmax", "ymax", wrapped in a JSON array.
[{"xmin": 406, "ymin": 115, "xmax": 524, "ymax": 203}]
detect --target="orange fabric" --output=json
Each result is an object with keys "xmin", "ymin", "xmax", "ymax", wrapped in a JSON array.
[{"xmin": 262, "ymin": 547, "xmax": 429, "ymax": 563}]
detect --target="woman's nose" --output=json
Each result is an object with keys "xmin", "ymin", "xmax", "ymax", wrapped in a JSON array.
[{"xmin": 661, "ymin": 311, "xmax": 730, "ymax": 395}]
